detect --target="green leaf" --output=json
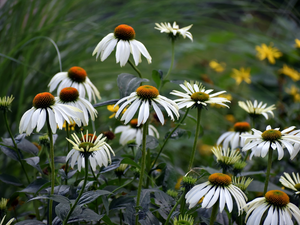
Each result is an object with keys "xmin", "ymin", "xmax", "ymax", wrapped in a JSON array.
[
  {"xmin": 78, "ymin": 190, "xmax": 111, "ymax": 205},
  {"xmin": 0, "ymin": 173, "xmax": 23, "ymax": 186},
  {"xmin": 121, "ymin": 157, "xmax": 140, "ymax": 169},
  {"xmin": 165, "ymin": 128, "xmax": 191, "ymax": 140},
  {"xmin": 0, "ymin": 144, "xmax": 20, "ymax": 161},
  {"xmin": 101, "ymin": 215, "xmax": 118, "ymax": 225},
  {"xmin": 30, "ymin": 194, "xmax": 71, "ymax": 204},
  {"xmin": 24, "ymin": 156, "xmax": 42, "ymax": 173},
  {"xmin": 55, "ymin": 203, "xmax": 82, "ymax": 221},
  {"xmin": 151, "ymin": 70, "xmax": 162, "ymax": 88},
  {"xmin": 145, "ymin": 135, "xmax": 159, "ymax": 150},
  {"xmin": 19, "ymin": 178, "xmax": 49, "ymax": 193},
  {"xmin": 93, "ymin": 99, "xmax": 119, "ymax": 108},
  {"xmin": 117, "ymin": 73, "xmax": 149, "ymax": 98}
]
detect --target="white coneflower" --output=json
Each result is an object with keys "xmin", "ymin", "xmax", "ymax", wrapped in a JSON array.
[
  {"xmin": 66, "ymin": 131, "xmax": 115, "ymax": 172},
  {"xmin": 0, "ymin": 95, "xmax": 14, "ymax": 112},
  {"xmin": 211, "ymin": 146, "xmax": 241, "ymax": 167},
  {"xmin": 48, "ymin": 66, "xmax": 101, "ymax": 103},
  {"xmin": 244, "ymin": 190, "xmax": 300, "ymax": 224},
  {"xmin": 93, "ymin": 24, "xmax": 152, "ymax": 67},
  {"xmin": 279, "ymin": 172, "xmax": 300, "ymax": 195},
  {"xmin": 154, "ymin": 22, "xmax": 193, "ymax": 41},
  {"xmin": 238, "ymin": 100, "xmax": 275, "ymax": 119},
  {"xmin": 114, "ymin": 85, "xmax": 179, "ymax": 126},
  {"xmin": 19, "ymin": 92, "xmax": 82, "ymax": 135},
  {"xmin": 170, "ymin": 81, "xmax": 230, "ymax": 109}
]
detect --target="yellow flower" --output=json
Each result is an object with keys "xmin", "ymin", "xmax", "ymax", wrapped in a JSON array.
[
  {"xmin": 225, "ymin": 114, "xmax": 236, "ymax": 123},
  {"xmin": 231, "ymin": 67, "xmax": 251, "ymax": 85},
  {"xmin": 198, "ymin": 143, "xmax": 213, "ymax": 156},
  {"xmin": 107, "ymin": 105, "xmax": 119, "ymax": 118},
  {"xmin": 175, "ymin": 176, "xmax": 183, "ymax": 190},
  {"xmin": 279, "ymin": 64, "xmax": 300, "ymax": 81},
  {"xmin": 209, "ymin": 60, "xmax": 226, "ymax": 72},
  {"xmin": 295, "ymin": 39, "xmax": 300, "ymax": 48},
  {"xmin": 286, "ymin": 85, "xmax": 300, "ymax": 102},
  {"xmin": 255, "ymin": 43, "xmax": 282, "ymax": 64},
  {"xmin": 62, "ymin": 121, "xmax": 76, "ymax": 131}
]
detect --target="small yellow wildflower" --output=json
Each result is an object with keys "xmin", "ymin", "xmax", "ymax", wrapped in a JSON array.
[
  {"xmin": 255, "ymin": 43, "xmax": 282, "ymax": 64},
  {"xmin": 286, "ymin": 85, "xmax": 300, "ymax": 102},
  {"xmin": 209, "ymin": 60, "xmax": 226, "ymax": 72},
  {"xmin": 279, "ymin": 64, "xmax": 300, "ymax": 81},
  {"xmin": 61, "ymin": 121, "xmax": 76, "ymax": 131},
  {"xmin": 107, "ymin": 104, "xmax": 127, "ymax": 119},
  {"xmin": 225, "ymin": 114, "xmax": 236, "ymax": 123},
  {"xmin": 295, "ymin": 39, "xmax": 300, "ymax": 48},
  {"xmin": 198, "ymin": 143, "xmax": 213, "ymax": 156},
  {"xmin": 231, "ymin": 67, "xmax": 251, "ymax": 85},
  {"xmin": 175, "ymin": 176, "xmax": 183, "ymax": 190}
]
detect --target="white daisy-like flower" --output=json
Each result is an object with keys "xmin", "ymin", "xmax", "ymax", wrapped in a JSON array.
[
  {"xmin": 154, "ymin": 22, "xmax": 193, "ymax": 41},
  {"xmin": 185, "ymin": 173, "xmax": 247, "ymax": 214},
  {"xmin": 217, "ymin": 122, "xmax": 251, "ymax": 149},
  {"xmin": 55, "ymin": 87, "xmax": 97, "ymax": 126},
  {"xmin": 66, "ymin": 131, "xmax": 115, "ymax": 171},
  {"xmin": 0, "ymin": 215, "xmax": 15, "ymax": 225},
  {"xmin": 238, "ymin": 100, "xmax": 276, "ymax": 119},
  {"xmin": 170, "ymin": 81, "xmax": 230, "ymax": 109},
  {"xmin": 92, "ymin": 24, "xmax": 152, "ymax": 67},
  {"xmin": 0, "ymin": 95, "xmax": 14, "ymax": 112},
  {"xmin": 19, "ymin": 92, "xmax": 82, "ymax": 135},
  {"xmin": 115, "ymin": 118, "xmax": 159, "ymax": 146},
  {"xmin": 244, "ymin": 190, "xmax": 300, "ymax": 225},
  {"xmin": 241, "ymin": 125, "xmax": 300, "ymax": 160},
  {"xmin": 114, "ymin": 85, "xmax": 179, "ymax": 126},
  {"xmin": 211, "ymin": 146, "xmax": 241, "ymax": 166},
  {"xmin": 279, "ymin": 172, "xmax": 300, "ymax": 195},
  {"xmin": 48, "ymin": 66, "xmax": 101, "ymax": 103}
]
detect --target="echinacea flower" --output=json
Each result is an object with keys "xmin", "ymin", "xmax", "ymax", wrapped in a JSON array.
[
  {"xmin": 154, "ymin": 22, "xmax": 193, "ymax": 41},
  {"xmin": 255, "ymin": 43, "xmax": 282, "ymax": 64},
  {"xmin": 19, "ymin": 92, "xmax": 82, "ymax": 135},
  {"xmin": 244, "ymin": 190, "xmax": 300, "ymax": 224},
  {"xmin": 232, "ymin": 176, "xmax": 253, "ymax": 192},
  {"xmin": 241, "ymin": 125, "xmax": 300, "ymax": 160},
  {"xmin": 170, "ymin": 81, "xmax": 230, "ymax": 109},
  {"xmin": 279, "ymin": 172, "xmax": 300, "ymax": 195},
  {"xmin": 48, "ymin": 66, "xmax": 101, "ymax": 103},
  {"xmin": 92, "ymin": 24, "xmax": 152, "ymax": 67},
  {"xmin": 231, "ymin": 67, "xmax": 251, "ymax": 85},
  {"xmin": 209, "ymin": 60, "xmax": 226, "ymax": 73},
  {"xmin": 0, "ymin": 215, "xmax": 15, "ymax": 225},
  {"xmin": 56, "ymin": 87, "xmax": 97, "ymax": 126},
  {"xmin": 217, "ymin": 122, "xmax": 251, "ymax": 149},
  {"xmin": 279, "ymin": 64, "xmax": 300, "ymax": 81},
  {"xmin": 238, "ymin": 100, "xmax": 275, "ymax": 119},
  {"xmin": 211, "ymin": 146, "xmax": 241, "ymax": 167},
  {"xmin": 115, "ymin": 118, "xmax": 159, "ymax": 146},
  {"xmin": 173, "ymin": 214, "xmax": 194, "ymax": 225},
  {"xmin": 114, "ymin": 85, "xmax": 179, "ymax": 126},
  {"xmin": 66, "ymin": 131, "xmax": 115, "ymax": 171},
  {"xmin": 0, "ymin": 95, "xmax": 14, "ymax": 112},
  {"xmin": 185, "ymin": 173, "xmax": 247, "ymax": 214}
]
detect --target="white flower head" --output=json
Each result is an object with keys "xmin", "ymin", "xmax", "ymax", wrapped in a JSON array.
[
  {"xmin": 217, "ymin": 122, "xmax": 252, "ymax": 149},
  {"xmin": 238, "ymin": 100, "xmax": 275, "ymax": 119},
  {"xmin": 185, "ymin": 173, "xmax": 247, "ymax": 215},
  {"xmin": 115, "ymin": 118, "xmax": 159, "ymax": 146},
  {"xmin": 92, "ymin": 24, "xmax": 152, "ymax": 67},
  {"xmin": 279, "ymin": 172, "xmax": 300, "ymax": 195},
  {"xmin": 170, "ymin": 81, "xmax": 230, "ymax": 109},
  {"xmin": 154, "ymin": 22, "xmax": 193, "ymax": 41},
  {"xmin": 66, "ymin": 131, "xmax": 115, "ymax": 171},
  {"xmin": 0, "ymin": 95, "xmax": 14, "ymax": 112},
  {"xmin": 56, "ymin": 87, "xmax": 98, "ymax": 126},
  {"xmin": 19, "ymin": 92, "xmax": 82, "ymax": 135},
  {"xmin": 244, "ymin": 190, "xmax": 300, "ymax": 225},
  {"xmin": 241, "ymin": 125, "xmax": 300, "ymax": 160},
  {"xmin": 48, "ymin": 66, "xmax": 101, "ymax": 103},
  {"xmin": 0, "ymin": 215, "xmax": 15, "ymax": 225},
  {"xmin": 114, "ymin": 85, "xmax": 179, "ymax": 126},
  {"xmin": 211, "ymin": 146, "xmax": 241, "ymax": 166}
]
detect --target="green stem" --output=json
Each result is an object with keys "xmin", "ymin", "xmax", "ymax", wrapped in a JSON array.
[
  {"xmin": 64, "ymin": 123, "xmax": 71, "ymax": 185},
  {"xmin": 63, "ymin": 155, "xmax": 89, "ymax": 225},
  {"xmin": 46, "ymin": 118, "xmax": 55, "ymax": 225},
  {"xmin": 3, "ymin": 111, "xmax": 30, "ymax": 184},
  {"xmin": 135, "ymin": 120, "xmax": 148, "ymax": 225},
  {"xmin": 151, "ymin": 109, "xmax": 189, "ymax": 168},
  {"xmin": 128, "ymin": 59, "xmax": 142, "ymax": 78},
  {"xmin": 209, "ymin": 201, "xmax": 219, "ymax": 225},
  {"xmin": 159, "ymin": 39, "xmax": 175, "ymax": 91},
  {"xmin": 179, "ymin": 188, "xmax": 187, "ymax": 215},
  {"xmin": 164, "ymin": 192, "xmax": 185, "ymax": 225},
  {"xmin": 108, "ymin": 178, "xmax": 135, "ymax": 198},
  {"xmin": 243, "ymin": 151, "xmax": 250, "ymax": 162},
  {"xmin": 264, "ymin": 147, "xmax": 273, "ymax": 195},
  {"xmin": 146, "ymin": 148, "xmax": 151, "ymax": 188},
  {"xmin": 188, "ymin": 107, "xmax": 202, "ymax": 171}
]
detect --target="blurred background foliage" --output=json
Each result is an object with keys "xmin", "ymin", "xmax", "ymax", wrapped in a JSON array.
[{"xmin": 1, "ymin": 0, "xmax": 300, "ymax": 220}]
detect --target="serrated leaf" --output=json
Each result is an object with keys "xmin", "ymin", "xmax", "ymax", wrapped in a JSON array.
[
  {"xmin": 152, "ymin": 70, "xmax": 161, "ymax": 88},
  {"xmin": 121, "ymin": 158, "xmax": 140, "ymax": 169},
  {"xmin": 0, "ymin": 173, "xmax": 23, "ymax": 186},
  {"xmin": 78, "ymin": 190, "xmax": 111, "ymax": 205},
  {"xmin": 117, "ymin": 73, "xmax": 149, "ymax": 98},
  {"xmin": 145, "ymin": 135, "xmax": 159, "ymax": 150},
  {"xmin": 24, "ymin": 156, "xmax": 42, "ymax": 173},
  {"xmin": 30, "ymin": 194, "xmax": 71, "ymax": 204},
  {"xmin": 19, "ymin": 178, "xmax": 49, "ymax": 193}
]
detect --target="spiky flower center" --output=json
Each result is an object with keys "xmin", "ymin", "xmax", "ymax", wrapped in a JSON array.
[
  {"xmin": 33, "ymin": 92, "xmax": 55, "ymax": 108},
  {"xmin": 130, "ymin": 118, "xmax": 139, "ymax": 128},
  {"xmin": 265, "ymin": 190, "xmax": 289, "ymax": 207},
  {"xmin": 68, "ymin": 66, "xmax": 87, "ymax": 83},
  {"xmin": 114, "ymin": 24, "xmax": 136, "ymax": 40},
  {"xmin": 295, "ymin": 183, "xmax": 300, "ymax": 191},
  {"xmin": 136, "ymin": 85, "xmax": 159, "ymax": 99},
  {"xmin": 59, "ymin": 87, "xmax": 79, "ymax": 102},
  {"xmin": 234, "ymin": 122, "xmax": 251, "ymax": 132},
  {"xmin": 191, "ymin": 92, "xmax": 209, "ymax": 102},
  {"xmin": 262, "ymin": 129, "xmax": 282, "ymax": 141},
  {"xmin": 208, "ymin": 173, "xmax": 231, "ymax": 186},
  {"xmin": 79, "ymin": 142, "xmax": 95, "ymax": 151}
]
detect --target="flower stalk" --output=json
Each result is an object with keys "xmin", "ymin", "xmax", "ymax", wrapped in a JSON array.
[
  {"xmin": 128, "ymin": 59, "xmax": 142, "ymax": 78},
  {"xmin": 160, "ymin": 39, "xmax": 175, "ymax": 91},
  {"xmin": 209, "ymin": 201, "xmax": 219, "ymax": 225},
  {"xmin": 164, "ymin": 191, "xmax": 185, "ymax": 225},
  {"xmin": 264, "ymin": 147, "xmax": 273, "ymax": 195}
]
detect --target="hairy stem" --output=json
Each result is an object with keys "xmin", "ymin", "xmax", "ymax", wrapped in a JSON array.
[
  {"xmin": 264, "ymin": 147, "xmax": 273, "ymax": 195},
  {"xmin": 164, "ymin": 191, "xmax": 185, "ymax": 225}
]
